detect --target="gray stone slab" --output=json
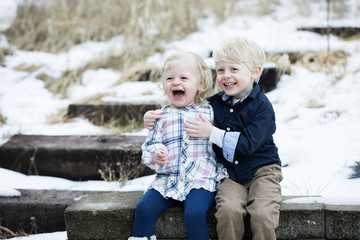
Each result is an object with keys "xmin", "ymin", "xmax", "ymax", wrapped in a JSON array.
[
  {"xmin": 0, "ymin": 134, "xmax": 152, "ymax": 180},
  {"xmin": 297, "ymin": 26, "xmax": 360, "ymax": 39},
  {"xmin": 276, "ymin": 201, "xmax": 325, "ymax": 239},
  {"xmin": 325, "ymin": 204, "xmax": 360, "ymax": 240},
  {"xmin": 65, "ymin": 191, "xmax": 143, "ymax": 240},
  {"xmin": 65, "ymin": 192, "xmax": 331, "ymax": 240},
  {"xmin": 0, "ymin": 189, "xmax": 110, "ymax": 234}
]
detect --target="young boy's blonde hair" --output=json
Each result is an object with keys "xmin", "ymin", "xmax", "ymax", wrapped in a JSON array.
[
  {"xmin": 161, "ymin": 51, "xmax": 213, "ymax": 104},
  {"xmin": 212, "ymin": 35, "xmax": 265, "ymax": 83}
]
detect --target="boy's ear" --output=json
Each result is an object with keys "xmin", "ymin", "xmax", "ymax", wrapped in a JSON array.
[{"xmin": 252, "ymin": 66, "xmax": 262, "ymax": 80}]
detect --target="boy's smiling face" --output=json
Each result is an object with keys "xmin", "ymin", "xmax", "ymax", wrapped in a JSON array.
[
  {"xmin": 164, "ymin": 61, "xmax": 204, "ymax": 108},
  {"xmin": 215, "ymin": 61, "xmax": 261, "ymax": 100}
]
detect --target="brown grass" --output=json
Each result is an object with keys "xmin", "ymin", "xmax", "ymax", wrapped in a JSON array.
[
  {"xmin": 0, "ymin": 113, "xmax": 6, "ymax": 127},
  {"xmin": 114, "ymin": 62, "xmax": 161, "ymax": 85},
  {"xmin": 0, "ymin": 225, "xmax": 27, "ymax": 239},
  {"xmin": 4, "ymin": 0, "xmax": 243, "ymax": 54},
  {"xmin": 0, "ymin": 49, "xmax": 4, "ymax": 66},
  {"xmin": 5, "ymin": 0, "xmax": 252, "ymax": 98}
]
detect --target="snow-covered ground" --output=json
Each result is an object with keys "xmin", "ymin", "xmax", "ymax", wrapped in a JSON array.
[{"xmin": 1, "ymin": 0, "xmax": 360, "ymax": 239}]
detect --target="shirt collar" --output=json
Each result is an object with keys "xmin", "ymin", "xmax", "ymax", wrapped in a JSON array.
[
  {"xmin": 220, "ymin": 84, "xmax": 260, "ymax": 104},
  {"xmin": 163, "ymin": 104, "xmax": 199, "ymax": 112}
]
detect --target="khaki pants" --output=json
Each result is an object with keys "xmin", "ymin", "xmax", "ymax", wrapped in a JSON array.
[{"xmin": 215, "ymin": 164, "xmax": 283, "ymax": 240}]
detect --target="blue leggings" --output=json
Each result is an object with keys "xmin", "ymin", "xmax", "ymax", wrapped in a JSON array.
[{"xmin": 132, "ymin": 188, "xmax": 215, "ymax": 240}]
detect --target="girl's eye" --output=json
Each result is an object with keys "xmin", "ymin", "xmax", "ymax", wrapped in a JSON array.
[
  {"xmin": 181, "ymin": 76, "xmax": 188, "ymax": 80},
  {"xmin": 231, "ymin": 68, "xmax": 238, "ymax": 72},
  {"xmin": 166, "ymin": 77, "xmax": 173, "ymax": 81},
  {"xmin": 217, "ymin": 69, "xmax": 224, "ymax": 73}
]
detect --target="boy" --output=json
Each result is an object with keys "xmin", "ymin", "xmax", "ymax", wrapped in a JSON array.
[
  {"xmin": 185, "ymin": 35, "xmax": 283, "ymax": 240},
  {"xmin": 144, "ymin": 36, "xmax": 283, "ymax": 240}
]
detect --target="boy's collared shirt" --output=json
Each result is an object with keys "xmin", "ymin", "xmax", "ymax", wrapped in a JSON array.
[
  {"xmin": 209, "ymin": 84, "xmax": 281, "ymax": 184},
  {"xmin": 210, "ymin": 91, "xmax": 251, "ymax": 162},
  {"xmin": 142, "ymin": 103, "xmax": 228, "ymax": 201}
]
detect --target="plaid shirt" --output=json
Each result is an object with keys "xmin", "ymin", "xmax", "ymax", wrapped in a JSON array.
[{"xmin": 141, "ymin": 103, "xmax": 228, "ymax": 201}]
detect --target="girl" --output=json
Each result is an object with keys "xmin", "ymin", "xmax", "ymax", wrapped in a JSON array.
[{"xmin": 129, "ymin": 51, "xmax": 227, "ymax": 240}]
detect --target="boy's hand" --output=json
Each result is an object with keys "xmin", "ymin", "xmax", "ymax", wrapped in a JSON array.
[
  {"xmin": 144, "ymin": 110, "xmax": 162, "ymax": 130},
  {"xmin": 185, "ymin": 114, "xmax": 212, "ymax": 138},
  {"xmin": 153, "ymin": 149, "xmax": 170, "ymax": 172}
]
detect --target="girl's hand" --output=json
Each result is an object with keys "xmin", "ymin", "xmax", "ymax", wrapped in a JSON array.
[
  {"xmin": 144, "ymin": 110, "xmax": 162, "ymax": 130},
  {"xmin": 185, "ymin": 114, "xmax": 212, "ymax": 138},
  {"xmin": 153, "ymin": 149, "xmax": 170, "ymax": 172}
]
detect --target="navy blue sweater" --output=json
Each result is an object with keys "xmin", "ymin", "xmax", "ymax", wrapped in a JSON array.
[{"xmin": 208, "ymin": 84, "xmax": 281, "ymax": 184}]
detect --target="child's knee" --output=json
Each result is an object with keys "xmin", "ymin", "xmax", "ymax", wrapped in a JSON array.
[
  {"xmin": 135, "ymin": 201, "xmax": 153, "ymax": 216},
  {"xmin": 217, "ymin": 200, "xmax": 246, "ymax": 218},
  {"xmin": 184, "ymin": 207, "xmax": 207, "ymax": 221},
  {"xmin": 248, "ymin": 203, "xmax": 280, "ymax": 229}
]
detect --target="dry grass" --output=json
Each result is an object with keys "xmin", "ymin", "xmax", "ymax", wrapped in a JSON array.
[
  {"xmin": 0, "ymin": 113, "xmax": 6, "ymax": 127},
  {"xmin": 0, "ymin": 48, "xmax": 4, "ymax": 66},
  {"xmin": 5, "ymin": 0, "xmax": 251, "ymax": 98},
  {"xmin": 267, "ymin": 50, "xmax": 347, "ymax": 75},
  {"xmin": 0, "ymin": 47, "xmax": 13, "ymax": 67},
  {"xmin": 4, "ymin": 0, "xmax": 243, "ymax": 54},
  {"xmin": 0, "ymin": 225, "xmax": 27, "ymax": 239},
  {"xmin": 114, "ymin": 62, "xmax": 161, "ymax": 85},
  {"xmin": 298, "ymin": 50, "xmax": 348, "ymax": 74},
  {"xmin": 98, "ymin": 153, "xmax": 148, "ymax": 185}
]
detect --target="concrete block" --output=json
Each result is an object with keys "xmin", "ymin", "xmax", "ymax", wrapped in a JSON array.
[
  {"xmin": 65, "ymin": 192, "xmax": 330, "ymax": 240},
  {"xmin": 297, "ymin": 26, "xmax": 360, "ymax": 39},
  {"xmin": 65, "ymin": 191, "xmax": 218, "ymax": 240},
  {"xmin": 276, "ymin": 201, "xmax": 325, "ymax": 239},
  {"xmin": 65, "ymin": 192, "xmax": 142, "ymax": 240},
  {"xmin": 325, "ymin": 204, "xmax": 360, "ymax": 240},
  {"xmin": 0, "ymin": 189, "xmax": 109, "ymax": 234},
  {"xmin": 0, "ymin": 134, "xmax": 152, "ymax": 180}
]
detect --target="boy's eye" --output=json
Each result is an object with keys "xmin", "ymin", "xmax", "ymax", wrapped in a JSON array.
[
  {"xmin": 217, "ymin": 69, "xmax": 224, "ymax": 73},
  {"xmin": 231, "ymin": 68, "xmax": 238, "ymax": 72},
  {"xmin": 181, "ymin": 76, "xmax": 188, "ymax": 80},
  {"xmin": 166, "ymin": 77, "xmax": 173, "ymax": 81}
]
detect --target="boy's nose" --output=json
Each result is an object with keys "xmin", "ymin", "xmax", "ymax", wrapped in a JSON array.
[{"xmin": 223, "ymin": 71, "xmax": 231, "ymax": 79}]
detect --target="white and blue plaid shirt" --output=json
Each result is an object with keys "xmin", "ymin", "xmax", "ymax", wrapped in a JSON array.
[{"xmin": 141, "ymin": 103, "xmax": 228, "ymax": 201}]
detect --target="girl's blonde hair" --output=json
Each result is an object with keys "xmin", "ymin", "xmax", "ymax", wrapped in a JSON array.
[
  {"xmin": 161, "ymin": 51, "xmax": 213, "ymax": 104},
  {"xmin": 212, "ymin": 35, "xmax": 265, "ymax": 83}
]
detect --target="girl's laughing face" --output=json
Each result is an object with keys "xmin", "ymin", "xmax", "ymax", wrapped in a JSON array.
[{"xmin": 164, "ymin": 61, "xmax": 204, "ymax": 108}]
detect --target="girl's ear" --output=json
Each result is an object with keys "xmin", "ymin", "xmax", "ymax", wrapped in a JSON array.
[
  {"xmin": 198, "ymin": 78, "xmax": 206, "ymax": 91},
  {"xmin": 251, "ymin": 66, "xmax": 262, "ymax": 80}
]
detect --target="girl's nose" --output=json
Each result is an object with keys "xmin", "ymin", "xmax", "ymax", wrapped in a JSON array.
[{"xmin": 172, "ymin": 78, "xmax": 181, "ymax": 85}]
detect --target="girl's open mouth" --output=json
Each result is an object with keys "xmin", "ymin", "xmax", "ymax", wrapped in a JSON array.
[{"xmin": 173, "ymin": 90, "xmax": 185, "ymax": 99}]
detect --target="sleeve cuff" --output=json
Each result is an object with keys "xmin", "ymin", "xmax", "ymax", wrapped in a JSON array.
[
  {"xmin": 223, "ymin": 132, "xmax": 240, "ymax": 163},
  {"xmin": 209, "ymin": 126, "xmax": 225, "ymax": 148}
]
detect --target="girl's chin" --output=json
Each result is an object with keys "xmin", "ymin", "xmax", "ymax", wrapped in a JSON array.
[{"xmin": 170, "ymin": 102, "xmax": 195, "ymax": 108}]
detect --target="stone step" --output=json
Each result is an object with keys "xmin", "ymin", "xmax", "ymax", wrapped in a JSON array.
[
  {"xmin": 0, "ymin": 134, "xmax": 152, "ymax": 181},
  {"xmin": 67, "ymin": 102, "xmax": 161, "ymax": 128},
  {"xmin": 64, "ymin": 191, "xmax": 360, "ymax": 240},
  {"xmin": 0, "ymin": 189, "xmax": 111, "ymax": 235},
  {"xmin": 297, "ymin": 26, "xmax": 360, "ymax": 39}
]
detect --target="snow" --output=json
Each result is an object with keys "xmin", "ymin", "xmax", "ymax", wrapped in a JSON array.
[
  {"xmin": 1, "ymin": 0, "xmax": 360, "ymax": 239},
  {"xmin": 0, "ymin": 0, "xmax": 17, "ymax": 31}
]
